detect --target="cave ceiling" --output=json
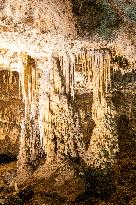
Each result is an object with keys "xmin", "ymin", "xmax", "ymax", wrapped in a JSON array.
[{"xmin": 71, "ymin": 0, "xmax": 136, "ymax": 40}]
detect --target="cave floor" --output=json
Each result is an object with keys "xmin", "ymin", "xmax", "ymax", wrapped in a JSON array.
[{"xmin": 0, "ymin": 154, "xmax": 136, "ymax": 205}]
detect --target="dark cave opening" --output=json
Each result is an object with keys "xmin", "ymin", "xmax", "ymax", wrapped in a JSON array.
[{"xmin": 0, "ymin": 154, "xmax": 17, "ymax": 164}]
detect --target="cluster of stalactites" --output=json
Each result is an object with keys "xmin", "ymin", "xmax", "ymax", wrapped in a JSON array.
[
  {"xmin": 86, "ymin": 49, "xmax": 119, "ymax": 169},
  {"xmin": 18, "ymin": 49, "xmax": 113, "ymax": 168},
  {"xmin": 75, "ymin": 49, "xmax": 111, "ymax": 120},
  {"xmin": 75, "ymin": 49, "xmax": 111, "ymax": 85},
  {"xmin": 39, "ymin": 52, "xmax": 86, "ymax": 161},
  {"xmin": 75, "ymin": 50, "xmax": 93, "ymax": 82},
  {"xmin": 50, "ymin": 53, "xmax": 76, "ymax": 98},
  {"xmin": 91, "ymin": 50, "xmax": 111, "ymax": 121}
]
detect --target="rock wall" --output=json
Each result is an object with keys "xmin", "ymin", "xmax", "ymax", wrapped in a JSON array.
[{"xmin": 0, "ymin": 70, "xmax": 24, "ymax": 157}]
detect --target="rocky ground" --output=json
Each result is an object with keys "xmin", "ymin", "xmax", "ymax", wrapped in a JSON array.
[{"xmin": 0, "ymin": 150, "xmax": 136, "ymax": 205}]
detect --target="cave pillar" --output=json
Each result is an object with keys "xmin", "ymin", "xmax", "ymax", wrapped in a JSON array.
[
  {"xmin": 17, "ymin": 53, "xmax": 41, "ymax": 175},
  {"xmin": 87, "ymin": 50, "xmax": 119, "ymax": 169}
]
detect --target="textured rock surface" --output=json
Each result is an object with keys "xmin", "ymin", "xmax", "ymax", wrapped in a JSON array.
[
  {"xmin": 0, "ymin": 0, "xmax": 76, "ymax": 37},
  {"xmin": 0, "ymin": 70, "xmax": 23, "ymax": 157}
]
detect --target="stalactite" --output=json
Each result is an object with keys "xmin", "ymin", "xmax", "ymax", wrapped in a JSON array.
[
  {"xmin": 70, "ymin": 54, "xmax": 75, "ymax": 98},
  {"xmin": 88, "ymin": 51, "xmax": 93, "ymax": 81}
]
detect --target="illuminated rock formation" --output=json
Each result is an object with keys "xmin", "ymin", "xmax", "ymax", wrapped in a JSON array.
[
  {"xmin": 15, "ymin": 48, "xmax": 121, "ymax": 174},
  {"xmin": 0, "ymin": 41, "xmax": 135, "ymax": 176},
  {"xmin": 0, "ymin": 1, "xmax": 136, "ymax": 205}
]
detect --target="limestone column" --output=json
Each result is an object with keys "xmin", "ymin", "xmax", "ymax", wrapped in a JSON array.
[
  {"xmin": 17, "ymin": 53, "xmax": 40, "ymax": 175},
  {"xmin": 86, "ymin": 49, "xmax": 119, "ymax": 169}
]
